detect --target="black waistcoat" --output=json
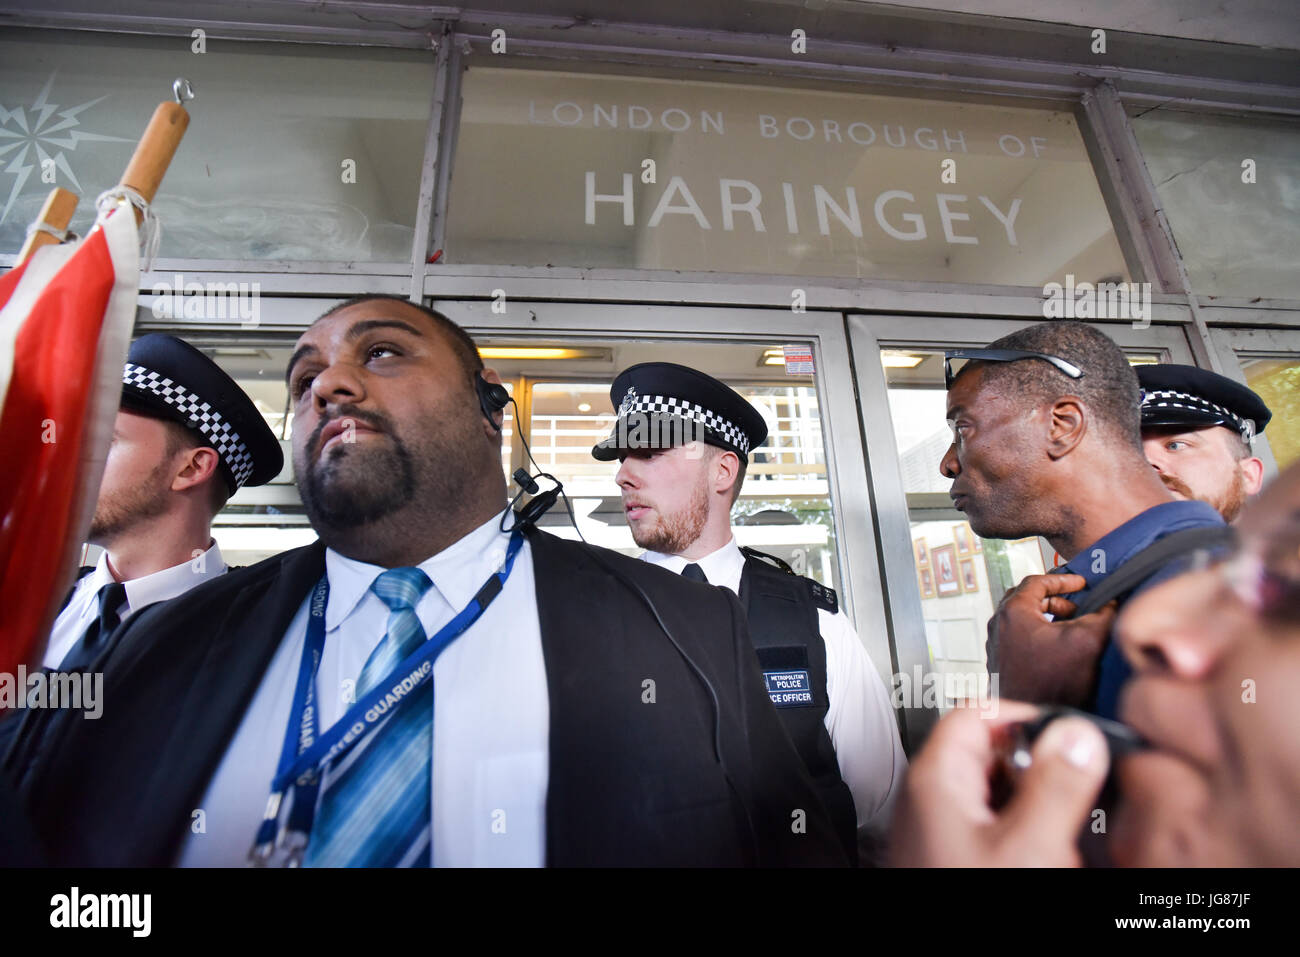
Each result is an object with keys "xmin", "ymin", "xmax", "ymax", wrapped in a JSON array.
[{"xmin": 738, "ymin": 551, "xmax": 859, "ymax": 861}]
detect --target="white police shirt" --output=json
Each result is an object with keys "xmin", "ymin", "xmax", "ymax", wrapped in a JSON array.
[
  {"xmin": 178, "ymin": 511, "xmax": 548, "ymax": 868},
  {"xmin": 641, "ymin": 538, "xmax": 907, "ymax": 843},
  {"xmin": 43, "ymin": 541, "xmax": 226, "ymax": 670}
]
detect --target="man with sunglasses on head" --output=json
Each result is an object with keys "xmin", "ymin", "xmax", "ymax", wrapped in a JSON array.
[
  {"xmin": 941, "ymin": 321, "xmax": 1228, "ymax": 720},
  {"xmin": 889, "ymin": 460, "xmax": 1300, "ymax": 867}
]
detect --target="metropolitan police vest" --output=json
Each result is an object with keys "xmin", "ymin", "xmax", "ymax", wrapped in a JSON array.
[{"xmin": 738, "ymin": 548, "xmax": 859, "ymax": 862}]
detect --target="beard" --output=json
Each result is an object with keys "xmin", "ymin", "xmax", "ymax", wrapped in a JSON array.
[
  {"xmin": 88, "ymin": 458, "xmax": 173, "ymax": 543},
  {"xmin": 295, "ymin": 402, "xmax": 480, "ymax": 533},
  {"xmin": 1161, "ymin": 467, "xmax": 1249, "ymax": 523},
  {"xmin": 628, "ymin": 477, "xmax": 710, "ymax": 555},
  {"xmin": 1213, "ymin": 466, "xmax": 1250, "ymax": 523}
]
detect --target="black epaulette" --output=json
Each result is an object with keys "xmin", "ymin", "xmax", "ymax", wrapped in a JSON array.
[
  {"xmin": 740, "ymin": 547, "xmax": 838, "ymax": 614},
  {"xmin": 740, "ymin": 546, "xmax": 794, "ymax": 574},
  {"xmin": 805, "ymin": 578, "xmax": 838, "ymax": 615}
]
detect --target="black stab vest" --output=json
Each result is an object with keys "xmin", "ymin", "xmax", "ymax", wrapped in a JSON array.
[{"xmin": 738, "ymin": 550, "xmax": 859, "ymax": 862}]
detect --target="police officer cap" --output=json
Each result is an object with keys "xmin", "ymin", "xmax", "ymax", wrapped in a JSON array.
[
  {"xmin": 1137, "ymin": 363, "xmax": 1271, "ymax": 443},
  {"xmin": 591, "ymin": 362, "xmax": 769, "ymax": 462},
  {"xmin": 120, "ymin": 333, "xmax": 284, "ymax": 493}
]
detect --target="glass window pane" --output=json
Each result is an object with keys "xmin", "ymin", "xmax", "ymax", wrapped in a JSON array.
[
  {"xmin": 0, "ymin": 29, "xmax": 431, "ymax": 262},
  {"xmin": 446, "ymin": 66, "xmax": 1129, "ymax": 286},
  {"xmin": 1239, "ymin": 357, "xmax": 1300, "ymax": 469},
  {"xmin": 911, "ymin": 520, "xmax": 1038, "ymax": 710},
  {"xmin": 1131, "ymin": 109, "xmax": 1300, "ymax": 300},
  {"xmin": 187, "ymin": 340, "xmax": 308, "ymax": 566}
]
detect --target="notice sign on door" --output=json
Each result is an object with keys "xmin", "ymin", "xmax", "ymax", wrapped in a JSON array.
[{"xmin": 783, "ymin": 344, "xmax": 814, "ymax": 375}]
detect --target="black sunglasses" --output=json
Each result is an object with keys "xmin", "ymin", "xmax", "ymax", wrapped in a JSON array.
[{"xmin": 943, "ymin": 348, "xmax": 1085, "ymax": 389}]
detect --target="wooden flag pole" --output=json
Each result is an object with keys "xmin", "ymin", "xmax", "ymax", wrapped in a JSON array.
[
  {"xmin": 15, "ymin": 187, "xmax": 79, "ymax": 265},
  {"xmin": 117, "ymin": 78, "xmax": 194, "ymax": 225}
]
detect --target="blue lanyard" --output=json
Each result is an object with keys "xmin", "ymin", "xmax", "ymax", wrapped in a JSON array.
[{"xmin": 249, "ymin": 529, "xmax": 525, "ymax": 865}]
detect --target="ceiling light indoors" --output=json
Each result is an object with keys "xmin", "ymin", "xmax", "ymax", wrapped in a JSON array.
[
  {"xmin": 207, "ymin": 348, "xmax": 272, "ymax": 359},
  {"xmin": 880, "ymin": 351, "xmax": 925, "ymax": 369},
  {"xmin": 477, "ymin": 347, "xmax": 609, "ymax": 361}
]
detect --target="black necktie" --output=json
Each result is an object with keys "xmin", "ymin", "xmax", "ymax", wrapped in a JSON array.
[
  {"xmin": 59, "ymin": 582, "xmax": 128, "ymax": 671},
  {"xmin": 680, "ymin": 563, "xmax": 708, "ymax": 583}
]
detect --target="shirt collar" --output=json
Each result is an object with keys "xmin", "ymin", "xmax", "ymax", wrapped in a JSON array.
[
  {"xmin": 640, "ymin": 536, "xmax": 745, "ymax": 586},
  {"xmin": 96, "ymin": 540, "xmax": 226, "ymax": 619},
  {"xmin": 1059, "ymin": 499, "xmax": 1225, "ymax": 589},
  {"xmin": 83, "ymin": 555, "xmax": 118, "ymax": 601},
  {"xmin": 323, "ymin": 509, "xmax": 516, "ymax": 631}
]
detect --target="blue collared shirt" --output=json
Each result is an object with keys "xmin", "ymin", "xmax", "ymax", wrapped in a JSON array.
[{"xmin": 1057, "ymin": 500, "xmax": 1225, "ymax": 719}]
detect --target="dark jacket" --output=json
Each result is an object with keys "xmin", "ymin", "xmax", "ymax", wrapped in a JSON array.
[{"xmin": 8, "ymin": 528, "xmax": 846, "ymax": 867}]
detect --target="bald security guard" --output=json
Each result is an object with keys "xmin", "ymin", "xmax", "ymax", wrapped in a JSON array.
[
  {"xmin": 594, "ymin": 362, "xmax": 906, "ymax": 864},
  {"xmin": 1138, "ymin": 363, "xmax": 1271, "ymax": 523}
]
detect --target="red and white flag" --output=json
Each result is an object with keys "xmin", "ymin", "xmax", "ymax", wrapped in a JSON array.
[{"xmin": 0, "ymin": 206, "xmax": 140, "ymax": 676}]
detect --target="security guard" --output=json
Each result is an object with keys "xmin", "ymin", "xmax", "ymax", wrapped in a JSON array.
[
  {"xmin": 1138, "ymin": 364, "xmax": 1272, "ymax": 523},
  {"xmin": 593, "ymin": 362, "xmax": 906, "ymax": 863},
  {"xmin": 42, "ymin": 333, "xmax": 284, "ymax": 671}
]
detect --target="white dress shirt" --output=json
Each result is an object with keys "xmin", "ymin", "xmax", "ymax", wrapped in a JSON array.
[
  {"xmin": 641, "ymin": 538, "xmax": 906, "ymax": 843},
  {"xmin": 44, "ymin": 541, "xmax": 227, "ymax": 669},
  {"xmin": 178, "ymin": 511, "xmax": 548, "ymax": 868}
]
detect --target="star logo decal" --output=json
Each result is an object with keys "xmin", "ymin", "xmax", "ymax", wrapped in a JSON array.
[{"xmin": 0, "ymin": 72, "xmax": 133, "ymax": 224}]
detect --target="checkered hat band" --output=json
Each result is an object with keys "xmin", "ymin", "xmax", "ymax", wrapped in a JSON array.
[
  {"xmin": 123, "ymin": 363, "xmax": 256, "ymax": 487},
  {"xmin": 1142, "ymin": 389, "xmax": 1254, "ymax": 441},
  {"xmin": 617, "ymin": 393, "xmax": 751, "ymax": 455}
]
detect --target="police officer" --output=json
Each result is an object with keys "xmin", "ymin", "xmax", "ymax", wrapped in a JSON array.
[
  {"xmin": 43, "ymin": 333, "xmax": 283, "ymax": 671},
  {"xmin": 1138, "ymin": 364, "xmax": 1271, "ymax": 523},
  {"xmin": 592, "ymin": 362, "xmax": 906, "ymax": 863}
]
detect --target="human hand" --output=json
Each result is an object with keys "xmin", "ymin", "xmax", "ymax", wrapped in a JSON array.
[
  {"xmin": 989, "ymin": 574, "xmax": 1117, "ymax": 706},
  {"xmin": 889, "ymin": 702, "xmax": 1110, "ymax": 867}
]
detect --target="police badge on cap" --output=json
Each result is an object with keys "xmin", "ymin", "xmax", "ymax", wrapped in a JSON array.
[
  {"xmin": 1137, "ymin": 364, "xmax": 1272, "ymax": 444},
  {"xmin": 120, "ymin": 334, "xmax": 284, "ymax": 493},
  {"xmin": 591, "ymin": 362, "xmax": 769, "ymax": 462}
]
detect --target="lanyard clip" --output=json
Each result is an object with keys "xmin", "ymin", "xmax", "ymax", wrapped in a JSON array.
[
  {"xmin": 249, "ymin": 838, "xmax": 277, "ymax": 866},
  {"xmin": 279, "ymin": 828, "xmax": 309, "ymax": 868},
  {"xmin": 248, "ymin": 791, "xmax": 284, "ymax": 866}
]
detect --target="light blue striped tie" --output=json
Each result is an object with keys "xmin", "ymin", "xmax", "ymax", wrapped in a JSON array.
[{"xmin": 304, "ymin": 567, "xmax": 434, "ymax": 868}]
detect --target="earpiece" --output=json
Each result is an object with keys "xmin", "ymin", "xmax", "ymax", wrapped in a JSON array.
[{"xmin": 475, "ymin": 374, "xmax": 510, "ymax": 431}]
